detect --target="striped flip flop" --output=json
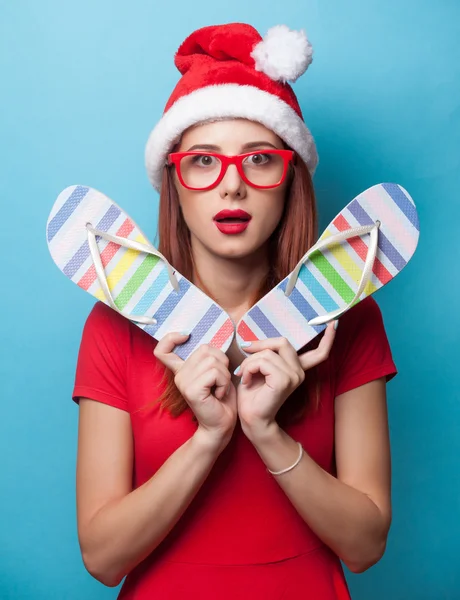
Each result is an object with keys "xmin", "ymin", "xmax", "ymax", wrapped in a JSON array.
[
  {"xmin": 46, "ymin": 185, "xmax": 234, "ymax": 359},
  {"xmin": 236, "ymin": 183, "xmax": 419, "ymax": 351}
]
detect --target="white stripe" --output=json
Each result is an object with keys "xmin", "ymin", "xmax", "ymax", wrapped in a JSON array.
[
  {"xmin": 103, "ymin": 224, "xmax": 160, "ymax": 300},
  {"xmin": 49, "ymin": 191, "xmax": 111, "ymax": 268},
  {"xmin": 304, "ymin": 261, "xmax": 345, "ymax": 308},
  {"xmin": 327, "ymin": 218, "xmax": 398, "ymax": 282},
  {"xmin": 257, "ymin": 289, "xmax": 308, "ymax": 348},
  {"xmin": 154, "ymin": 287, "xmax": 215, "ymax": 338},
  {"xmin": 339, "ymin": 208, "xmax": 399, "ymax": 277},
  {"xmin": 294, "ymin": 273, "xmax": 340, "ymax": 316},
  {"xmin": 143, "ymin": 279, "xmax": 177, "ymax": 320},
  {"xmin": 72, "ymin": 211, "xmax": 128, "ymax": 285},
  {"xmin": 123, "ymin": 259, "xmax": 166, "ymax": 313},
  {"xmin": 366, "ymin": 186, "xmax": 418, "ymax": 261},
  {"xmin": 241, "ymin": 313, "xmax": 270, "ymax": 342},
  {"xmin": 201, "ymin": 313, "xmax": 233, "ymax": 346},
  {"xmin": 72, "ymin": 237, "xmax": 111, "ymax": 285},
  {"xmin": 105, "ymin": 250, "xmax": 147, "ymax": 299}
]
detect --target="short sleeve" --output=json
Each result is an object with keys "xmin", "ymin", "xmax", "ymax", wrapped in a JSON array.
[
  {"xmin": 72, "ymin": 302, "xmax": 129, "ymax": 412},
  {"xmin": 332, "ymin": 296, "xmax": 397, "ymax": 397}
]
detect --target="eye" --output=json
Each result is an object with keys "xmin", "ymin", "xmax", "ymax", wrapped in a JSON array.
[
  {"xmin": 191, "ymin": 154, "xmax": 217, "ymax": 167},
  {"xmin": 245, "ymin": 153, "xmax": 271, "ymax": 166}
]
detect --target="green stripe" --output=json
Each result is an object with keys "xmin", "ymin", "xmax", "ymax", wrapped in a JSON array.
[
  {"xmin": 114, "ymin": 254, "xmax": 160, "ymax": 310},
  {"xmin": 309, "ymin": 251, "xmax": 355, "ymax": 303}
]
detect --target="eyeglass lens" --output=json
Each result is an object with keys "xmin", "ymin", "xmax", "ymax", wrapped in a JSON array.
[{"xmin": 178, "ymin": 153, "xmax": 286, "ymax": 188}]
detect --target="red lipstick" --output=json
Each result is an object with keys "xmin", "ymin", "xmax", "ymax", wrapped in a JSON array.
[{"xmin": 213, "ymin": 209, "xmax": 251, "ymax": 235}]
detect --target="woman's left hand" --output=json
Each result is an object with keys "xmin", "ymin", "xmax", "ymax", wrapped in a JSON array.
[{"xmin": 236, "ymin": 321, "xmax": 338, "ymax": 440}]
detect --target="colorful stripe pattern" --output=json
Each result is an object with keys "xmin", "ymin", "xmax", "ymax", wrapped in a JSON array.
[
  {"xmin": 236, "ymin": 183, "xmax": 419, "ymax": 351},
  {"xmin": 47, "ymin": 185, "xmax": 234, "ymax": 358}
]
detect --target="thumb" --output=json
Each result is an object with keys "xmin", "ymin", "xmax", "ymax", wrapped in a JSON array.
[
  {"xmin": 220, "ymin": 381, "xmax": 237, "ymax": 403},
  {"xmin": 153, "ymin": 331, "xmax": 190, "ymax": 374}
]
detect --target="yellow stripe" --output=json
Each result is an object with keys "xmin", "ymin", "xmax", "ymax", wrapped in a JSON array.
[
  {"xmin": 321, "ymin": 230, "xmax": 377, "ymax": 296},
  {"xmin": 94, "ymin": 233, "xmax": 149, "ymax": 302}
]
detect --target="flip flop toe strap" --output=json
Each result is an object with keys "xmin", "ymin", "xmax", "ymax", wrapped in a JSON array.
[
  {"xmin": 284, "ymin": 222, "xmax": 381, "ymax": 326},
  {"xmin": 86, "ymin": 224, "xmax": 180, "ymax": 325}
]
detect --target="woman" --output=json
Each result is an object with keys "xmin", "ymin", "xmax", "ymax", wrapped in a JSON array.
[{"xmin": 73, "ymin": 23, "xmax": 397, "ymax": 598}]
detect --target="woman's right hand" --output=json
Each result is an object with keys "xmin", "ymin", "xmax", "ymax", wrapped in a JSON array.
[{"xmin": 154, "ymin": 333, "xmax": 238, "ymax": 451}]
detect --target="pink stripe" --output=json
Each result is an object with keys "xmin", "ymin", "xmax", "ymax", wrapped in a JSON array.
[
  {"xmin": 210, "ymin": 318, "xmax": 234, "ymax": 349},
  {"xmin": 237, "ymin": 319, "xmax": 259, "ymax": 343},
  {"xmin": 77, "ymin": 218, "xmax": 135, "ymax": 291}
]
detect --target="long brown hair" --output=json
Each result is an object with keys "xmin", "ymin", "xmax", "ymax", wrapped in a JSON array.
[{"xmin": 150, "ymin": 155, "xmax": 321, "ymax": 426}]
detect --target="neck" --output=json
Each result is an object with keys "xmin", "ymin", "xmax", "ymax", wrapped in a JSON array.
[{"xmin": 190, "ymin": 240, "xmax": 271, "ymax": 322}]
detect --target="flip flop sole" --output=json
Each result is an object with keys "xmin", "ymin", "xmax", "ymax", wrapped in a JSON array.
[
  {"xmin": 47, "ymin": 185, "xmax": 234, "ymax": 358},
  {"xmin": 236, "ymin": 183, "xmax": 419, "ymax": 350}
]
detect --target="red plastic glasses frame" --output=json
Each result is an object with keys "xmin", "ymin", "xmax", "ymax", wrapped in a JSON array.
[{"xmin": 167, "ymin": 149, "xmax": 295, "ymax": 191}]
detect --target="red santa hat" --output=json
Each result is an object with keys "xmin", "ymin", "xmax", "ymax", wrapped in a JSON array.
[{"xmin": 145, "ymin": 22, "xmax": 318, "ymax": 191}]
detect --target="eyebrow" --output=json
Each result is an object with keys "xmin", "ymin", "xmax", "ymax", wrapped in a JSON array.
[{"xmin": 186, "ymin": 141, "xmax": 280, "ymax": 152}]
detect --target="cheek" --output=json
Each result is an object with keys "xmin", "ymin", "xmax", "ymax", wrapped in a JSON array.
[
  {"xmin": 259, "ymin": 191, "xmax": 286, "ymax": 233},
  {"xmin": 177, "ymin": 193, "xmax": 209, "ymax": 234},
  {"xmin": 180, "ymin": 204, "xmax": 199, "ymax": 231}
]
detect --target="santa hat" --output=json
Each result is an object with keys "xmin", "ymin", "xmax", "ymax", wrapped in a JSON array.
[{"xmin": 145, "ymin": 22, "xmax": 318, "ymax": 191}]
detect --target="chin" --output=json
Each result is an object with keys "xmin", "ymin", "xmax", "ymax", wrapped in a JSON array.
[
  {"xmin": 190, "ymin": 223, "xmax": 274, "ymax": 260},
  {"xmin": 213, "ymin": 238, "xmax": 269, "ymax": 261}
]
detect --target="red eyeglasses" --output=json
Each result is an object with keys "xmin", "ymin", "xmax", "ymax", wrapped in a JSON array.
[{"xmin": 167, "ymin": 149, "xmax": 295, "ymax": 191}]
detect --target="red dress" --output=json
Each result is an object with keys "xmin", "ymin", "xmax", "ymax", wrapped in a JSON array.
[{"xmin": 72, "ymin": 297, "xmax": 397, "ymax": 599}]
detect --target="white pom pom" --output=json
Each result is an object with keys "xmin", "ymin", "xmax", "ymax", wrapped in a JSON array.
[{"xmin": 251, "ymin": 25, "xmax": 313, "ymax": 83}]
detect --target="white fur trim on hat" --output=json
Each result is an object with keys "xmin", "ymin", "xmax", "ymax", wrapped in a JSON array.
[
  {"xmin": 251, "ymin": 25, "xmax": 313, "ymax": 83},
  {"xmin": 145, "ymin": 84, "xmax": 318, "ymax": 191}
]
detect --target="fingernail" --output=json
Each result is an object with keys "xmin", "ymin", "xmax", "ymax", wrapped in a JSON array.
[
  {"xmin": 179, "ymin": 330, "xmax": 190, "ymax": 336},
  {"xmin": 333, "ymin": 320, "xmax": 339, "ymax": 330},
  {"xmin": 240, "ymin": 341, "xmax": 252, "ymax": 348},
  {"xmin": 234, "ymin": 366, "xmax": 241, "ymax": 375}
]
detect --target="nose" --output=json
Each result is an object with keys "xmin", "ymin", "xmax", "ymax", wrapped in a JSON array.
[{"xmin": 218, "ymin": 163, "xmax": 247, "ymax": 199}]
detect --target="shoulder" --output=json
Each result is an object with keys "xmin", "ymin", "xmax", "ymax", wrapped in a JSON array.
[
  {"xmin": 81, "ymin": 302, "xmax": 133, "ymax": 354},
  {"xmin": 82, "ymin": 301, "xmax": 157, "ymax": 358},
  {"xmin": 85, "ymin": 301, "xmax": 127, "ymax": 329},
  {"xmin": 330, "ymin": 296, "xmax": 390, "ymax": 368},
  {"xmin": 333, "ymin": 296, "xmax": 385, "ymax": 348},
  {"xmin": 330, "ymin": 296, "xmax": 397, "ymax": 396},
  {"xmin": 339, "ymin": 296, "xmax": 383, "ymax": 329}
]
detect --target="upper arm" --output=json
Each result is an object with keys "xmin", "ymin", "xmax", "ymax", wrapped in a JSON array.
[
  {"xmin": 334, "ymin": 378, "xmax": 392, "ymax": 530},
  {"xmin": 76, "ymin": 398, "xmax": 133, "ymax": 544}
]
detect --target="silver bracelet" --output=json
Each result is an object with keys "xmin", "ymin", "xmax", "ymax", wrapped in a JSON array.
[{"xmin": 267, "ymin": 442, "xmax": 304, "ymax": 476}]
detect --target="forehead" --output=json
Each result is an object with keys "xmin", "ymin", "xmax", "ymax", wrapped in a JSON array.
[{"xmin": 179, "ymin": 119, "xmax": 283, "ymax": 149}]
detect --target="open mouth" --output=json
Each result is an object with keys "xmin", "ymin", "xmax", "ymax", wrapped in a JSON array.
[
  {"xmin": 214, "ymin": 217, "xmax": 250, "ymax": 223},
  {"xmin": 213, "ymin": 210, "xmax": 252, "ymax": 223},
  {"xmin": 213, "ymin": 212, "xmax": 251, "ymax": 235}
]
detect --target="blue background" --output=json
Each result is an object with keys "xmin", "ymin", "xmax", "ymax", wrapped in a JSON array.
[{"xmin": 1, "ymin": 1, "xmax": 459, "ymax": 598}]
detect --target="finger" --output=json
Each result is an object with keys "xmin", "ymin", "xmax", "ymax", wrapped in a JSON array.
[
  {"xmin": 238, "ymin": 350, "xmax": 290, "ymax": 387},
  {"xmin": 240, "ymin": 336, "xmax": 300, "ymax": 366},
  {"xmin": 194, "ymin": 356, "xmax": 231, "ymax": 387},
  {"xmin": 153, "ymin": 331, "xmax": 189, "ymax": 374},
  {"xmin": 176, "ymin": 355, "xmax": 230, "ymax": 398},
  {"xmin": 240, "ymin": 337, "xmax": 305, "ymax": 381},
  {"xmin": 200, "ymin": 365, "xmax": 231, "ymax": 400},
  {"xmin": 193, "ymin": 343, "xmax": 230, "ymax": 368},
  {"xmin": 239, "ymin": 337, "xmax": 290, "ymax": 353},
  {"xmin": 241, "ymin": 356, "xmax": 291, "ymax": 389},
  {"xmin": 182, "ymin": 347, "xmax": 230, "ymax": 387},
  {"xmin": 298, "ymin": 320, "xmax": 337, "ymax": 371}
]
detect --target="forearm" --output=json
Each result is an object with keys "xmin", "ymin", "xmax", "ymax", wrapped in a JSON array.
[
  {"xmin": 81, "ymin": 428, "xmax": 223, "ymax": 587},
  {"xmin": 248, "ymin": 424, "xmax": 390, "ymax": 573}
]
